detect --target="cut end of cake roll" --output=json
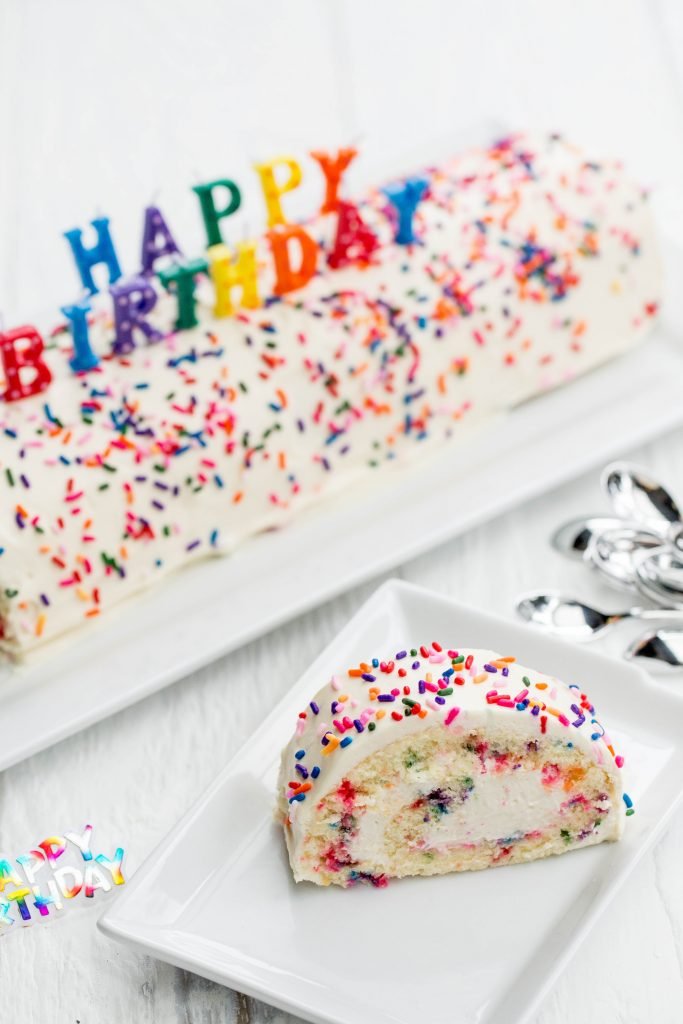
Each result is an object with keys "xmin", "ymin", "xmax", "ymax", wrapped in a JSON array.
[{"xmin": 277, "ymin": 646, "xmax": 627, "ymax": 888}]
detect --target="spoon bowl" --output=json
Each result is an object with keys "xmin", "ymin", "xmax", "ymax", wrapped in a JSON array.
[
  {"xmin": 516, "ymin": 592, "xmax": 625, "ymax": 642},
  {"xmin": 516, "ymin": 590, "xmax": 683, "ymax": 642},
  {"xmin": 634, "ymin": 549, "xmax": 683, "ymax": 608},
  {"xmin": 626, "ymin": 629, "xmax": 683, "ymax": 670},
  {"xmin": 550, "ymin": 515, "xmax": 626, "ymax": 561},
  {"xmin": 603, "ymin": 462, "xmax": 683, "ymax": 549},
  {"xmin": 587, "ymin": 524, "xmax": 665, "ymax": 592}
]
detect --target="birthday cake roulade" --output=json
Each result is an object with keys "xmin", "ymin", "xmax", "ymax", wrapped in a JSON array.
[
  {"xmin": 0, "ymin": 134, "xmax": 660, "ymax": 657},
  {"xmin": 277, "ymin": 644, "xmax": 627, "ymax": 887}
]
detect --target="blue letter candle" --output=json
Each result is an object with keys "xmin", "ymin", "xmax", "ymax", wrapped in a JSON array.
[
  {"xmin": 63, "ymin": 217, "xmax": 123, "ymax": 294},
  {"xmin": 381, "ymin": 176, "xmax": 429, "ymax": 245},
  {"xmin": 61, "ymin": 299, "xmax": 99, "ymax": 372}
]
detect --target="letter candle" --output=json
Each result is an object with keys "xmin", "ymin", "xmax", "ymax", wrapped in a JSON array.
[
  {"xmin": 61, "ymin": 299, "xmax": 99, "ymax": 372},
  {"xmin": 254, "ymin": 157, "xmax": 303, "ymax": 227},
  {"xmin": 310, "ymin": 147, "xmax": 357, "ymax": 213},
  {"xmin": 0, "ymin": 326, "xmax": 53, "ymax": 402},
  {"xmin": 140, "ymin": 205, "xmax": 182, "ymax": 275},
  {"xmin": 63, "ymin": 217, "xmax": 123, "ymax": 293}
]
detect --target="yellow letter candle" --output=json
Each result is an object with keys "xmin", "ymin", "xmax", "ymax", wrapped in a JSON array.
[
  {"xmin": 254, "ymin": 156, "xmax": 303, "ymax": 228},
  {"xmin": 208, "ymin": 241, "xmax": 261, "ymax": 318}
]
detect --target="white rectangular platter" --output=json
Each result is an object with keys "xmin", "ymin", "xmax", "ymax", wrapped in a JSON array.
[
  {"xmin": 1, "ymin": 310, "xmax": 683, "ymax": 772},
  {"xmin": 98, "ymin": 579, "xmax": 683, "ymax": 1024}
]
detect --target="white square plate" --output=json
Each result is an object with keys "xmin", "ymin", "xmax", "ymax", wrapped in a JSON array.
[{"xmin": 99, "ymin": 579, "xmax": 683, "ymax": 1024}]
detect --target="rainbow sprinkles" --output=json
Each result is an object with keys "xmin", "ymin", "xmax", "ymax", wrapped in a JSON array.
[{"xmin": 0, "ymin": 133, "xmax": 661, "ymax": 656}]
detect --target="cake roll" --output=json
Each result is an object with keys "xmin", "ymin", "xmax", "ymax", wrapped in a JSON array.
[
  {"xmin": 0, "ymin": 134, "xmax": 660, "ymax": 656},
  {"xmin": 277, "ymin": 644, "xmax": 627, "ymax": 887}
]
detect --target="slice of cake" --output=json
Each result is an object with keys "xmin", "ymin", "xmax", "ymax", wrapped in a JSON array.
[
  {"xmin": 277, "ymin": 644, "xmax": 626, "ymax": 887},
  {"xmin": 0, "ymin": 134, "xmax": 660, "ymax": 657}
]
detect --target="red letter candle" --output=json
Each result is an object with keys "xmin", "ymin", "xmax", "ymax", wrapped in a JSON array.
[
  {"xmin": 327, "ymin": 201, "xmax": 379, "ymax": 269},
  {"xmin": 0, "ymin": 326, "xmax": 53, "ymax": 403}
]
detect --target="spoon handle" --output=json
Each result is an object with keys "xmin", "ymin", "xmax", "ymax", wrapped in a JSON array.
[{"xmin": 631, "ymin": 606, "xmax": 683, "ymax": 621}]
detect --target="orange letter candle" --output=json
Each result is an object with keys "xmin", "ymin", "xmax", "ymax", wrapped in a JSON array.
[
  {"xmin": 268, "ymin": 225, "xmax": 318, "ymax": 296},
  {"xmin": 254, "ymin": 157, "xmax": 303, "ymax": 228},
  {"xmin": 310, "ymin": 147, "xmax": 358, "ymax": 213}
]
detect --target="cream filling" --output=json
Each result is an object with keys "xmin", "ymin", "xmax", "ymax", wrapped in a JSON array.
[{"xmin": 350, "ymin": 771, "xmax": 586, "ymax": 862}]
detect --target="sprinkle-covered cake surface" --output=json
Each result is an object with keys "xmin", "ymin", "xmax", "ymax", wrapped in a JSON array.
[
  {"xmin": 278, "ymin": 644, "xmax": 628, "ymax": 887},
  {"xmin": 0, "ymin": 134, "xmax": 660, "ymax": 655}
]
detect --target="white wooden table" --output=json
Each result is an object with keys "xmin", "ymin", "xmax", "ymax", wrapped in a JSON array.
[
  {"xmin": 4, "ymin": 436, "xmax": 683, "ymax": 1024},
  {"xmin": 3, "ymin": 1, "xmax": 683, "ymax": 1021}
]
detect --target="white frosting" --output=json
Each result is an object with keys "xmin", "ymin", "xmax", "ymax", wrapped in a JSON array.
[{"xmin": 0, "ymin": 134, "xmax": 660, "ymax": 655}]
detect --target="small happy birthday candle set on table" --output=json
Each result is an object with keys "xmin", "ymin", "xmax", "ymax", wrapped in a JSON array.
[
  {"xmin": 0, "ymin": 135, "xmax": 661, "ymax": 658},
  {"xmin": 0, "ymin": 825, "xmax": 124, "ymax": 931}
]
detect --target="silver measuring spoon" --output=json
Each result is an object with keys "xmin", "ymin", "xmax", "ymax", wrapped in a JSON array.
[
  {"xmin": 516, "ymin": 591, "xmax": 683, "ymax": 642},
  {"xmin": 634, "ymin": 549, "xmax": 683, "ymax": 609},
  {"xmin": 551, "ymin": 516, "xmax": 626, "ymax": 561},
  {"xmin": 603, "ymin": 462, "xmax": 683, "ymax": 548},
  {"xmin": 587, "ymin": 524, "xmax": 666, "ymax": 592},
  {"xmin": 626, "ymin": 629, "xmax": 683, "ymax": 670}
]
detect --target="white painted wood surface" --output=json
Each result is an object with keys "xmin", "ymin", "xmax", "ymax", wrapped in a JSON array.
[{"xmin": 2, "ymin": 1, "xmax": 683, "ymax": 1020}]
